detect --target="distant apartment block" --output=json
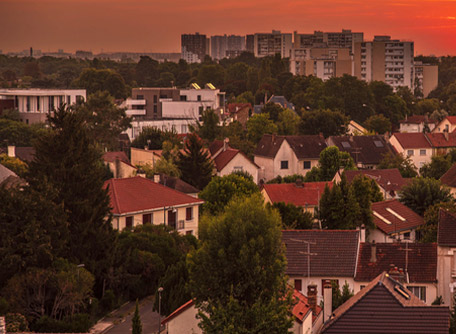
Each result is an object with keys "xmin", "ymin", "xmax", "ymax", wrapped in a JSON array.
[
  {"xmin": 181, "ymin": 33, "xmax": 208, "ymax": 63},
  {"xmin": 414, "ymin": 61, "xmax": 438, "ymax": 97},
  {"xmin": 253, "ymin": 30, "xmax": 292, "ymax": 58},
  {"xmin": 353, "ymin": 36, "xmax": 414, "ymax": 90},
  {"xmin": 210, "ymin": 35, "xmax": 245, "ymax": 60},
  {"xmin": 246, "ymin": 34, "xmax": 255, "ymax": 53},
  {"xmin": 293, "ymin": 29, "xmax": 363, "ymax": 52},
  {"xmin": 0, "ymin": 89, "xmax": 86, "ymax": 124}
]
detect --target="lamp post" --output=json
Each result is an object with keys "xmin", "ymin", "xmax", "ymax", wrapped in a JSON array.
[{"xmin": 158, "ymin": 287, "xmax": 163, "ymax": 333}]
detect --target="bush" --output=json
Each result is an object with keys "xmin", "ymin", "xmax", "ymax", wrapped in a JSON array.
[
  {"xmin": 33, "ymin": 313, "xmax": 92, "ymax": 333},
  {"xmin": 100, "ymin": 290, "xmax": 117, "ymax": 312}
]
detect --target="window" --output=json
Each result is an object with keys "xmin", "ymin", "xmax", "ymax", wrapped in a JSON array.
[
  {"xmin": 407, "ymin": 286, "xmax": 426, "ymax": 301},
  {"xmin": 186, "ymin": 230, "xmax": 193, "ymax": 235},
  {"xmin": 186, "ymin": 207, "xmax": 193, "ymax": 220},
  {"xmin": 420, "ymin": 149, "xmax": 426, "ymax": 156},
  {"xmin": 136, "ymin": 95, "xmax": 144, "ymax": 99},
  {"xmin": 280, "ymin": 161, "xmax": 289, "ymax": 169},
  {"xmin": 154, "ymin": 105, "xmax": 157, "ymax": 113},
  {"xmin": 341, "ymin": 141, "xmax": 351, "ymax": 148},
  {"xmin": 199, "ymin": 106, "xmax": 204, "ymax": 115},
  {"xmin": 180, "ymin": 95, "xmax": 187, "ymax": 101},
  {"xmin": 153, "ymin": 95, "xmax": 158, "ymax": 103},
  {"xmin": 26, "ymin": 96, "xmax": 31, "ymax": 111},
  {"xmin": 294, "ymin": 279, "xmax": 302, "ymax": 291},
  {"xmin": 49, "ymin": 96, "xmax": 55, "ymax": 111},
  {"xmin": 197, "ymin": 95, "xmax": 201, "ymax": 101},
  {"xmin": 181, "ymin": 124, "xmax": 188, "ymax": 133},
  {"xmin": 178, "ymin": 220, "xmax": 185, "ymax": 230},
  {"xmin": 403, "ymin": 232, "xmax": 411, "ymax": 240},
  {"xmin": 233, "ymin": 166, "xmax": 243, "ymax": 173},
  {"xmin": 37, "ymin": 97, "xmax": 40, "ymax": 111},
  {"xmin": 374, "ymin": 140, "xmax": 384, "ymax": 148},
  {"xmin": 125, "ymin": 216, "xmax": 133, "ymax": 228},
  {"xmin": 142, "ymin": 213, "xmax": 152, "ymax": 224},
  {"xmin": 407, "ymin": 150, "xmax": 414, "ymax": 156},
  {"xmin": 303, "ymin": 161, "xmax": 311, "ymax": 169},
  {"xmin": 67, "ymin": 96, "xmax": 71, "ymax": 105}
]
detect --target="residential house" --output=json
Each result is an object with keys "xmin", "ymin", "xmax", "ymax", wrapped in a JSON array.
[
  {"xmin": 210, "ymin": 139, "xmax": 259, "ymax": 184},
  {"xmin": 5, "ymin": 145, "xmax": 35, "ymax": 163},
  {"xmin": 254, "ymin": 134, "xmax": 327, "ymax": 181},
  {"xmin": 426, "ymin": 132, "xmax": 456, "ymax": 156},
  {"xmin": 437, "ymin": 209, "xmax": 456, "ymax": 306},
  {"xmin": 104, "ymin": 176, "xmax": 203, "ymax": 235},
  {"xmin": 102, "ymin": 151, "xmax": 137, "ymax": 179},
  {"xmin": 433, "ymin": 116, "xmax": 456, "ymax": 133},
  {"xmin": 399, "ymin": 115, "xmax": 437, "ymax": 133},
  {"xmin": 327, "ymin": 135, "xmax": 395, "ymax": 169},
  {"xmin": 130, "ymin": 147, "xmax": 162, "ymax": 168},
  {"xmin": 369, "ymin": 199, "xmax": 425, "ymax": 243},
  {"xmin": 161, "ymin": 289, "xmax": 323, "ymax": 334},
  {"xmin": 267, "ymin": 95, "xmax": 295, "ymax": 111},
  {"xmin": 262, "ymin": 180, "xmax": 331, "ymax": 215},
  {"xmin": 346, "ymin": 120, "xmax": 367, "ymax": 135},
  {"xmin": 321, "ymin": 272, "xmax": 449, "ymax": 333},
  {"xmin": 152, "ymin": 173, "xmax": 199, "ymax": 198},
  {"xmin": 224, "ymin": 103, "xmax": 252, "ymax": 127},
  {"xmin": 354, "ymin": 242, "xmax": 438, "ymax": 305},
  {"xmin": 389, "ymin": 132, "xmax": 432, "ymax": 170},
  {"xmin": 333, "ymin": 168, "xmax": 407, "ymax": 199},
  {"xmin": 440, "ymin": 163, "xmax": 456, "ymax": 196},
  {"xmin": 282, "ymin": 230, "xmax": 360, "ymax": 306}
]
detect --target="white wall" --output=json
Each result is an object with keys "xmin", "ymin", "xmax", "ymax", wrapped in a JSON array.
[{"xmin": 218, "ymin": 153, "xmax": 259, "ymax": 184}]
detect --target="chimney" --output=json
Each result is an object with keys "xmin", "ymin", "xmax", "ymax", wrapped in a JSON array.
[
  {"xmin": 153, "ymin": 174, "xmax": 161, "ymax": 183},
  {"xmin": 388, "ymin": 264, "xmax": 405, "ymax": 282},
  {"xmin": 359, "ymin": 224, "xmax": 366, "ymax": 243},
  {"xmin": 444, "ymin": 131, "xmax": 449, "ymax": 141},
  {"xmin": 7, "ymin": 145, "xmax": 15, "ymax": 157},
  {"xmin": 307, "ymin": 285, "xmax": 318, "ymax": 315},
  {"xmin": 136, "ymin": 168, "xmax": 146, "ymax": 178},
  {"xmin": 295, "ymin": 178, "xmax": 303, "ymax": 188},
  {"xmin": 370, "ymin": 241, "xmax": 377, "ymax": 263},
  {"xmin": 223, "ymin": 137, "xmax": 229, "ymax": 151},
  {"xmin": 323, "ymin": 281, "xmax": 332, "ymax": 322}
]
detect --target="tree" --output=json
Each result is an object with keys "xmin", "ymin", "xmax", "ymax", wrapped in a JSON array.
[
  {"xmin": 27, "ymin": 105, "xmax": 116, "ymax": 295},
  {"xmin": 177, "ymin": 133, "xmax": 214, "ymax": 190},
  {"xmin": 364, "ymin": 114, "xmax": 392, "ymax": 134},
  {"xmin": 73, "ymin": 68, "xmax": 127, "ymax": 99},
  {"xmin": 131, "ymin": 127, "xmax": 180, "ymax": 150},
  {"xmin": 420, "ymin": 153, "xmax": 456, "ymax": 179},
  {"xmin": 277, "ymin": 109, "xmax": 300, "ymax": 135},
  {"xmin": 299, "ymin": 109, "xmax": 347, "ymax": 137},
  {"xmin": 350, "ymin": 175, "xmax": 383, "ymax": 230},
  {"xmin": 187, "ymin": 194, "xmax": 293, "ymax": 333},
  {"xmin": 270, "ymin": 202, "xmax": 314, "ymax": 229},
  {"xmin": 132, "ymin": 300, "xmax": 142, "ymax": 334},
  {"xmin": 74, "ymin": 91, "xmax": 131, "ymax": 150},
  {"xmin": 305, "ymin": 146, "xmax": 356, "ymax": 182},
  {"xmin": 196, "ymin": 109, "xmax": 220, "ymax": 142},
  {"xmin": 199, "ymin": 173, "xmax": 259, "ymax": 215},
  {"xmin": 332, "ymin": 281, "xmax": 354, "ymax": 311},
  {"xmin": 261, "ymin": 102, "xmax": 283, "ymax": 122},
  {"xmin": 418, "ymin": 203, "xmax": 456, "ymax": 243},
  {"xmin": 0, "ymin": 154, "xmax": 28, "ymax": 176},
  {"xmin": 378, "ymin": 152, "xmax": 418, "ymax": 178},
  {"xmin": 246, "ymin": 113, "xmax": 278, "ymax": 143},
  {"xmin": 399, "ymin": 177, "xmax": 453, "ymax": 215}
]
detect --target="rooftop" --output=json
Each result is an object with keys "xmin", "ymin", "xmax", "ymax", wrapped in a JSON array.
[
  {"xmin": 391, "ymin": 132, "xmax": 432, "ymax": 149},
  {"xmin": 263, "ymin": 181, "xmax": 331, "ymax": 207},
  {"xmin": 437, "ymin": 209, "xmax": 456, "ymax": 247},
  {"xmin": 343, "ymin": 168, "xmax": 407, "ymax": 194},
  {"xmin": 254, "ymin": 134, "xmax": 327, "ymax": 159}
]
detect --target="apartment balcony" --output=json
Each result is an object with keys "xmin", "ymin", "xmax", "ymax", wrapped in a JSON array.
[
  {"xmin": 126, "ymin": 99, "xmax": 146, "ymax": 107},
  {"xmin": 126, "ymin": 109, "xmax": 146, "ymax": 116}
]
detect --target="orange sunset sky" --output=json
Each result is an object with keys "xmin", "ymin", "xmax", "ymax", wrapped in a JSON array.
[{"xmin": 1, "ymin": 0, "xmax": 456, "ymax": 56}]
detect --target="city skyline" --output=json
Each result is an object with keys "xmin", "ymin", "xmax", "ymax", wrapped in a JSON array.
[{"xmin": 1, "ymin": 0, "xmax": 456, "ymax": 56}]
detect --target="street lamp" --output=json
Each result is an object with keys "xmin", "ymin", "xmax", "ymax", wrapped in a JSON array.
[{"xmin": 158, "ymin": 287, "xmax": 164, "ymax": 333}]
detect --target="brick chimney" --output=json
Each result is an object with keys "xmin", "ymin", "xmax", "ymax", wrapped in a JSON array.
[
  {"xmin": 307, "ymin": 285, "xmax": 318, "ymax": 315},
  {"xmin": 370, "ymin": 241, "xmax": 377, "ymax": 263},
  {"xmin": 444, "ymin": 131, "xmax": 449, "ymax": 141},
  {"xmin": 323, "ymin": 280, "xmax": 332, "ymax": 322},
  {"xmin": 7, "ymin": 145, "xmax": 15, "ymax": 157},
  {"xmin": 223, "ymin": 137, "xmax": 229, "ymax": 151},
  {"xmin": 388, "ymin": 264, "xmax": 405, "ymax": 282}
]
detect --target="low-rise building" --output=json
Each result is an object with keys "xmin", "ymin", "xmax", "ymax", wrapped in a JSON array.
[
  {"xmin": 399, "ymin": 115, "xmax": 437, "ymax": 133},
  {"xmin": 433, "ymin": 116, "xmax": 456, "ymax": 133},
  {"xmin": 389, "ymin": 132, "xmax": 432, "ymax": 170},
  {"xmin": 102, "ymin": 151, "xmax": 136, "ymax": 179}
]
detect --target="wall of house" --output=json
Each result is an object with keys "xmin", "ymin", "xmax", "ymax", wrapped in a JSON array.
[
  {"xmin": 368, "ymin": 228, "xmax": 418, "ymax": 244},
  {"xmin": 292, "ymin": 313, "xmax": 313, "ymax": 334},
  {"xmin": 437, "ymin": 246, "xmax": 456, "ymax": 306},
  {"xmin": 218, "ymin": 153, "xmax": 259, "ymax": 184},
  {"xmin": 297, "ymin": 159, "xmax": 319, "ymax": 177},
  {"xmin": 273, "ymin": 140, "xmax": 300, "ymax": 178},
  {"xmin": 388, "ymin": 135, "xmax": 431, "ymax": 171},
  {"xmin": 106, "ymin": 161, "xmax": 136, "ymax": 179},
  {"xmin": 254, "ymin": 155, "xmax": 275, "ymax": 181},
  {"xmin": 113, "ymin": 204, "xmax": 200, "ymax": 236},
  {"xmin": 130, "ymin": 148, "xmax": 160, "ymax": 167},
  {"xmin": 166, "ymin": 305, "xmax": 202, "ymax": 334},
  {"xmin": 434, "ymin": 119, "xmax": 456, "ymax": 133}
]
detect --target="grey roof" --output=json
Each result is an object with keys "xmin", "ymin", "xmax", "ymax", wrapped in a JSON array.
[{"xmin": 0, "ymin": 163, "xmax": 17, "ymax": 183}]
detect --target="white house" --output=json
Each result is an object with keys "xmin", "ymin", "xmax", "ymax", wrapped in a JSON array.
[
  {"xmin": 399, "ymin": 115, "xmax": 437, "ymax": 133},
  {"xmin": 433, "ymin": 116, "xmax": 456, "ymax": 133},
  {"xmin": 389, "ymin": 132, "xmax": 432, "ymax": 170}
]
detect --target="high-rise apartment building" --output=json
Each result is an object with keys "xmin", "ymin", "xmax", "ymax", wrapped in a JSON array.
[
  {"xmin": 293, "ymin": 30, "xmax": 363, "ymax": 53},
  {"xmin": 181, "ymin": 33, "xmax": 208, "ymax": 63},
  {"xmin": 210, "ymin": 35, "xmax": 245, "ymax": 60},
  {"xmin": 414, "ymin": 62, "xmax": 438, "ymax": 97},
  {"xmin": 253, "ymin": 30, "xmax": 292, "ymax": 58},
  {"xmin": 246, "ymin": 35, "xmax": 255, "ymax": 54},
  {"xmin": 353, "ymin": 36, "xmax": 414, "ymax": 90}
]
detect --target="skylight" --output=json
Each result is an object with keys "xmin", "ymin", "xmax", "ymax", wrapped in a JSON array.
[
  {"xmin": 386, "ymin": 208, "xmax": 406, "ymax": 221},
  {"xmin": 341, "ymin": 141, "xmax": 351, "ymax": 148},
  {"xmin": 373, "ymin": 211, "xmax": 392, "ymax": 225},
  {"xmin": 374, "ymin": 140, "xmax": 384, "ymax": 147}
]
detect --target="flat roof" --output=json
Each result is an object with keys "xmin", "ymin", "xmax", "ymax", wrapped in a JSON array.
[{"xmin": 0, "ymin": 89, "xmax": 86, "ymax": 96}]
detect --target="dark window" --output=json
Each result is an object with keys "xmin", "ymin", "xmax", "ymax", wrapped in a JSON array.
[
  {"xmin": 26, "ymin": 96, "xmax": 30, "ymax": 111},
  {"xmin": 126, "ymin": 216, "xmax": 133, "ymax": 228},
  {"xmin": 37, "ymin": 97, "xmax": 40, "ymax": 111},
  {"xmin": 407, "ymin": 286, "xmax": 426, "ymax": 301},
  {"xmin": 154, "ymin": 105, "xmax": 157, "ymax": 113},
  {"xmin": 153, "ymin": 95, "xmax": 158, "ymax": 103},
  {"xmin": 197, "ymin": 95, "xmax": 201, "ymax": 101},
  {"xmin": 186, "ymin": 230, "xmax": 193, "ymax": 235},
  {"xmin": 403, "ymin": 232, "xmax": 410, "ymax": 239},
  {"xmin": 180, "ymin": 95, "xmax": 187, "ymax": 101},
  {"xmin": 294, "ymin": 279, "xmax": 302, "ymax": 291},
  {"xmin": 136, "ymin": 95, "xmax": 144, "ymax": 99},
  {"xmin": 186, "ymin": 207, "xmax": 193, "ymax": 220},
  {"xmin": 168, "ymin": 210, "xmax": 177, "ymax": 230},
  {"xmin": 280, "ymin": 161, "xmax": 288, "ymax": 169},
  {"xmin": 67, "ymin": 96, "xmax": 71, "ymax": 105},
  {"xmin": 199, "ymin": 106, "xmax": 204, "ymax": 115},
  {"xmin": 143, "ymin": 213, "xmax": 152, "ymax": 224},
  {"xmin": 49, "ymin": 96, "xmax": 55, "ymax": 111},
  {"xmin": 303, "ymin": 161, "xmax": 311, "ymax": 169}
]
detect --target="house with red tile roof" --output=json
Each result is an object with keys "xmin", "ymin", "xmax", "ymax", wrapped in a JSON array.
[
  {"xmin": 369, "ymin": 199, "xmax": 425, "ymax": 243},
  {"xmin": 102, "ymin": 151, "xmax": 137, "ymax": 178},
  {"xmin": 440, "ymin": 163, "xmax": 456, "ymax": 196},
  {"xmin": 426, "ymin": 132, "xmax": 456, "ymax": 155},
  {"xmin": 354, "ymin": 242, "xmax": 438, "ymax": 305},
  {"xmin": 437, "ymin": 209, "xmax": 456, "ymax": 306},
  {"xmin": 161, "ymin": 288, "xmax": 323, "ymax": 334},
  {"xmin": 254, "ymin": 134, "xmax": 327, "ymax": 182},
  {"xmin": 399, "ymin": 115, "xmax": 437, "ymax": 133},
  {"xmin": 104, "ymin": 176, "xmax": 203, "ymax": 235},
  {"xmin": 321, "ymin": 272, "xmax": 449, "ymax": 333},
  {"xmin": 389, "ymin": 132, "xmax": 432, "ymax": 170},
  {"xmin": 224, "ymin": 103, "xmax": 252, "ymax": 127},
  {"xmin": 282, "ymin": 230, "xmax": 360, "ymax": 307},
  {"xmin": 333, "ymin": 168, "xmax": 407, "ymax": 199},
  {"xmin": 433, "ymin": 115, "xmax": 456, "ymax": 133},
  {"xmin": 262, "ymin": 180, "xmax": 332, "ymax": 214}
]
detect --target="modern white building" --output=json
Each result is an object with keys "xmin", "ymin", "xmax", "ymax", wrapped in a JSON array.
[{"xmin": 0, "ymin": 89, "xmax": 86, "ymax": 124}]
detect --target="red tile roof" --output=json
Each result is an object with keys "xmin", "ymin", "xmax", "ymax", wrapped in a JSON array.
[
  {"xmin": 263, "ymin": 182, "xmax": 332, "ymax": 207},
  {"xmin": 355, "ymin": 242, "xmax": 437, "ymax": 283},
  {"xmin": 208, "ymin": 139, "xmax": 224, "ymax": 156},
  {"xmin": 391, "ymin": 132, "xmax": 432, "ymax": 149},
  {"xmin": 103, "ymin": 151, "xmax": 130, "ymax": 164},
  {"xmin": 161, "ymin": 299, "xmax": 195, "ymax": 325},
  {"xmin": 104, "ymin": 176, "xmax": 203, "ymax": 215},
  {"xmin": 322, "ymin": 272, "xmax": 449, "ymax": 334},
  {"xmin": 344, "ymin": 169, "xmax": 407, "ymax": 194},
  {"xmin": 226, "ymin": 103, "xmax": 252, "ymax": 114},
  {"xmin": 371, "ymin": 199, "xmax": 425, "ymax": 235},
  {"xmin": 426, "ymin": 132, "xmax": 456, "ymax": 148},
  {"xmin": 282, "ymin": 230, "xmax": 360, "ymax": 277},
  {"xmin": 291, "ymin": 289, "xmax": 322, "ymax": 324},
  {"xmin": 399, "ymin": 115, "xmax": 437, "ymax": 124},
  {"xmin": 438, "ymin": 209, "xmax": 456, "ymax": 247},
  {"xmin": 213, "ymin": 148, "xmax": 239, "ymax": 172},
  {"xmin": 445, "ymin": 116, "xmax": 456, "ymax": 124},
  {"xmin": 254, "ymin": 135, "xmax": 327, "ymax": 160},
  {"xmin": 440, "ymin": 163, "xmax": 456, "ymax": 187}
]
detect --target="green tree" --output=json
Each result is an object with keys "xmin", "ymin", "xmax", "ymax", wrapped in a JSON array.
[
  {"xmin": 132, "ymin": 300, "xmax": 142, "ymax": 334},
  {"xmin": 399, "ymin": 177, "xmax": 453, "ymax": 215},
  {"xmin": 131, "ymin": 127, "xmax": 180, "ymax": 150},
  {"xmin": 187, "ymin": 194, "xmax": 293, "ymax": 333},
  {"xmin": 196, "ymin": 109, "xmax": 220, "ymax": 142},
  {"xmin": 351, "ymin": 174, "xmax": 383, "ymax": 230},
  {"xmin": 27, "ymin": 105, "xmax": 116, "ymax": 295},
  {"xmin": 299, "ymin": 109, "xmax": 347, "ymax": 137},
  {"xmin": 199, "ymin": 173, "xmax": 259, "ymax": 215},
  {"xmin": 261, "ymin": 102, "xmax": 283, "ymax": 122},
  {"xmin": 332, "ymin": 281, "xmax": 354, "ymax": 311},
  {"xmin": 73, "ymin": 68, "xmax": 127, "ymax": 99},
  {"xmin": 277, "ymin": 109, "xmax": 300, "ymax": 135},
  {"xmin": 364, "ymin": 114, "xmax": 392, "ymax": 134},
  {"xmin": 246, "ymin": 113, "xmax": 278, "ymax": 143},
  {"xmin": 74, "ymin": 91, "xmax": 131, "ymax": 150},
  {"xmin": 305, "ymin": 146, "xmax": 356, "ymax": 182},
  {"xmin": 418, "ymin": 203, "xmax": 456, "ymax": 243},
  {"xmin": 270, "ymin": 202, "xmax": 314, "ymax": 229},
  {"xmin": 420, "ymin": 154, "xmax": 456, "ymax": 179},
  {"xmin": 177, "ymin": 133, "xmax": 214, "ymax": 190},
  {"xmin": 378, "ymin": 152, "xmax": 418, "ymax": 178},
  {"xmin": 0, "ymin": 154, "xmax": 28, "ymax": 176}
]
